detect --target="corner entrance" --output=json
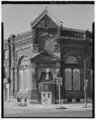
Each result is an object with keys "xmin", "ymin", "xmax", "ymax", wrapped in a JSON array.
[{"xmin": 31, "ymin": 50, "xmax": 60, "ymax": 104}]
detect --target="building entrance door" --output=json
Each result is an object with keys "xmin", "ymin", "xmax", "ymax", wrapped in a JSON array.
[{"xmin": 41, "ymin": 92, "xmax": 52, "ymax": 105}]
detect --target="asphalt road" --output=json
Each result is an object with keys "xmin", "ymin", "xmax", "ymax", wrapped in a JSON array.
[{"xmin": 3, "ymin": 107, "xmax": 93, "ymax": 118}]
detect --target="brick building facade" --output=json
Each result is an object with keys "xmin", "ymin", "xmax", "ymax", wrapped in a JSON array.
[{"xmin": 3, "ymin": 8, "xmax": 93, "ymax": 103}]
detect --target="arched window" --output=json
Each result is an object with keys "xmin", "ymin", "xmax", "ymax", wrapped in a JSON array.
[
  {"xmin": 65, "ymin": 68, "xmax": 80, "ymax": 90},
  {"xmin": 65, "ymin": 56, "xmax": 78, "ymax": 64}
]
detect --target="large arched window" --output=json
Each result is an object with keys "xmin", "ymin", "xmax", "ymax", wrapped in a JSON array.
[
  {"xmin": 65, "ymin": 56, "xmax": 78, "ymax": 64},
  {"xmin": 65, "ymin": 68, "xmax": 80, "ymax": 90},
  {"xmin": 64, "ymin": 55, "xmax": 80, "ymax": 91}
]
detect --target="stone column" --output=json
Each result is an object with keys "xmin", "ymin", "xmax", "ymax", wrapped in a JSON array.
[
  {"xmin": 25, "ymin": 69, "xmax": 32, "ymax": 90},
  {"xmin": 17, "ymin": 67, "xmax": 19, "ymax": 92},
  {"xmin": 16, "ymin": 66, "xmax": 25, "ymax": 99},
  {"xmin": 23, "ymin": 68, "xmax": 27, "ymax": 89},
  {"xmin": 24, "ymin": 66, "xmax": 33, "ymax": 100},
  {"xmin": 19, "ymin": 69, "xmax": 24, "ymax": 90},
  {"xmin": 32, "ymin": 67, "xmax": 39, "ymax": 103},
  {"xmin": 15, "ymin": 68, "xmax": 17, "ymax": 95}
]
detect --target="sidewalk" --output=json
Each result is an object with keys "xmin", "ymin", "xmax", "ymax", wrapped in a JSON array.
[{"xmin": 4, "ymin": 100, "xmax": 92, "ymax": 111}]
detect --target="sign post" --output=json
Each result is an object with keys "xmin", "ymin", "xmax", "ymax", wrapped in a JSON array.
[
  {"xmin": 84, "ymin": 79, "xmax": 88, "ymax": 108},
  {"xmin": 56, "ymin": 77, "xmax": 62, "ymax": 105},
  {"xmin": 84, "ymin": 58, "xmax": 88, "ymax": 108},
  {"xmin": 58, "ymin": 84, "xmax": 61, "ymax": 104}
]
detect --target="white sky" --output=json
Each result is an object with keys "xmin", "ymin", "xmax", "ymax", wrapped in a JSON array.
[{"xmin": 2, "ymin": 4, "xmax": 94, "ymax": 39}]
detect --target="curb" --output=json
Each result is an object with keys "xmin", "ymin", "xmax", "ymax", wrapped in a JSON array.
[{"xmin": 4, "ymin": 103, "xmax": 92, "ymax": 111}]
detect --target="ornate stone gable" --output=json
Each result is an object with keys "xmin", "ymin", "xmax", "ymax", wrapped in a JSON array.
[
  {"xmin": 32, "ymin": 14, "xmax": 59, "ymax": 45},
  {"xmin": 34, "ymin": 15, "xmax": 58, "ymax": 29}
]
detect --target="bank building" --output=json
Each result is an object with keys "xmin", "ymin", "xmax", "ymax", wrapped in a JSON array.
[{"xmin": 3, "ymin": 7, "xmax": 93, "ymax": 104}]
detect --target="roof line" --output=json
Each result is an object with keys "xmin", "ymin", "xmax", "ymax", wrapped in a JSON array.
[
  {"xmin": 63, "ymin": 27, "xmax": 85, "ymax": 33},
  {"xmin": 30, "ymin": 8, "xmax": 85, "ymax": 33},
  {"xmin": 30, "ymin": 8, "xmax": 47, "ymax": 28},
  {"xmin": 30, "ymin": 7, "xmax": 60, "ymax": 28}
]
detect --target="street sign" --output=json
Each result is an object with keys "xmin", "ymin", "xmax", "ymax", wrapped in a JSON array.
[{"xmin": 55, "ymin": 77, "xmax": 62, "ymax": 86}]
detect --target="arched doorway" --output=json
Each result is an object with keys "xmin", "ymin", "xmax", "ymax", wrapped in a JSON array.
[{"xmin": 63, "ymin": 53, "xmax": 83, "ymax": 99}]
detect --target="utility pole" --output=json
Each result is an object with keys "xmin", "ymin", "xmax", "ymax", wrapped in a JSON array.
[
  {"xmin": 58, "ymin": 83, "xmax": 61, "ymax": 104},
  {"xmin": 60, "ymin": 20, "xmax": 63, "ymax": 103},
  {"xmin": 60, "ymin": 21, "xmax": 63, "ymax": 78}
]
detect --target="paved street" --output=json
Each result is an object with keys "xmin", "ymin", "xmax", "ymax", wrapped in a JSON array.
[{"xmin": 4, "ymin": 104, "xmax": 93, "ymax": 117}]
